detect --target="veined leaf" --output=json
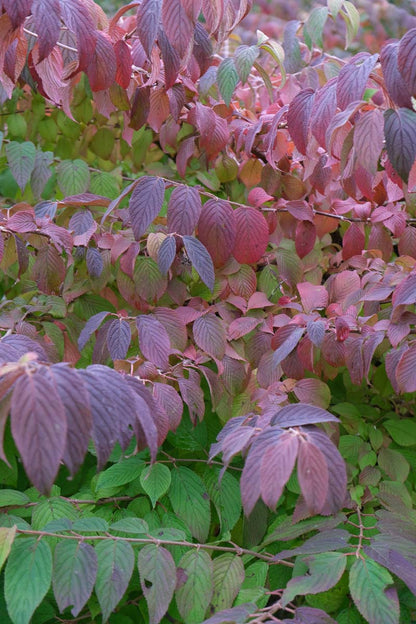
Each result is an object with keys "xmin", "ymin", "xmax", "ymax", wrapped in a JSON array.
[
  {"xmin": 53, "ymin": 541, "xmax": 97, "ymax": 617},
  {"xmin": 138, "ymin": 544, "xmax": 176, "ymax": 624},
  {"xmin": 5, "ymin": 141, "xmax": 36, "ymax": 191},
  {"xmin": 0, "ymin": 526, "xmax": 16, "ymax": 573},
  {"xmin": 95, "ymin": 540, "xmax": 135, "ymax": 622},
  {"xmin": 96, "ymin": 455, "xmax": 144, "ymax": 491},
  {"xmin": 350, "ymin": 557, "xmax": 399, "ymax": 624},
  {"xmin": 183, "ymin": 235, "xmax": 215, "ymax": 292},
  {"xmin": 57, "ymin": 159, "xmax": 90, "ymax": 196},
  {"xmin": 169, "ymin": 467, "xmax": 211, "ymax": 542},
  {"xmin": 176, "ymin": 550, "xmax": 213, "ymax": 624},
  {"xmin": 303, "ymin": 6, "xmax": 328, "ymax": 49},
  {"xmin": 234, "ymin": 45, "xmax": 259, "ymax": 84},
  {"xmin": 129, "ymin": 176, "xmax": 165, "ymax": 240},
  {"xmin": 140, "ymin": 462, "xmax": 171, "ymax": 507},
  {"xmin": 217, "ymin": 58, "xmax": 239, "ymax": 106},
  {"xmin": 211, "ymin": 554, "xmax": 245, "ymax": 611}
]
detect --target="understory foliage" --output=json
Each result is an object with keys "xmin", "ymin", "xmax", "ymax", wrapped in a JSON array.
[{"xmin": 0, "ymin": 0, "xmax": 415, "ymax": 622}]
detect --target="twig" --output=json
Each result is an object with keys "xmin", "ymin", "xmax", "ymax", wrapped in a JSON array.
[{"xmin": 23, "ymin": 28, "xmax": 78, "ymax": 54}]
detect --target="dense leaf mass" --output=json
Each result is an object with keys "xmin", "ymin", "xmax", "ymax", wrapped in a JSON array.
[{"xmin": 0, "ymin": 0, "xmax": 416, "ymax": 623}]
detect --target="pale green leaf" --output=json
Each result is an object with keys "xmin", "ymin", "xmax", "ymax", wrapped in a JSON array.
[
  {"xmin": 0, "ymin": 526, "xmax": 16, "ymax": 573},
  {"xmin": 140, "ymin": 463, "xmax": 171, "ymax": 507},
  {"xmin": 0, "ymin": 490, "xmax": 30, "ymax": 507},
  {"xmin": 341, "ymin": 1, "xmax": 360, "ymax": 49},
  {"xmin": 72, "ymin": 517, "xmax": 109, "ymax": 532},
  {"xmin": 204, "ymin": 468, "xmax": 242, "ymax": 535},
  {"xmin": 303, "ymin": 6, "xmax": 329, "ymax": 49},
  {"xmin": 95, "ymin": 539, "xmax": 135, "ymax": 622},
  {"xmin": 176, "ymin": 549, "xmax": 213, "ymax": 624},
  {"xmin": 96, "ymin": 456, "xmax": 144, "ymax": 491},
  {"xmin": 169, "ymin": 467, "xmax": 211, "ymax": 542},
  {"xmin": 212, "ymin": 553, "xmax": 245, "ymax": 611},
  {"xmin": 259, "ymin": 41, "xmax": 286, "ymax": 86},
  {"xmin": 328, "ymin": 0, "xmax": 343, "ymax": 18},
  {"xmin": 384, "ymin": 419, "xmax": 416, "ymax": 447},
  {"xmin": 31, "ymin": 497, "xmax": 79, "ymax": 530},
  {"xmin": 138, "ymin": 544, "xmax": 176, "ymax": 624},
  {"xmin": 5, "ymin": 537, "xmax": 52, "ymax": 624},
  {"xmin": 234, "ymin": 46, "xmax": 259, "ymax": 84},
  {"xmin": 5, "ymin": 141, "xmax": 37, "ymax": 191},
  {"xmin": 110, "ymin": 518, "xmax": 148, "ymax": 534},
  {"xmin": 57, "ymin": 159, "xmax": 90, "ymax": 195},
  {"xmin": 349, "ymin": 557, "xmax": 399, "ymax": 624},
  {"xmin": 217, "ymin": 58, "xmax": 239, "ymax": 107}
]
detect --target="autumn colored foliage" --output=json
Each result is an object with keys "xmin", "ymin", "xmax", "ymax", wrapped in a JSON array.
[{"xmin": 0, "ymin": 0, "xmax": 415, "ymax": 622}]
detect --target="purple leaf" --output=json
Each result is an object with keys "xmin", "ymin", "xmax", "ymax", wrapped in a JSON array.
[
  {"xmin": 272, "ymin": 326, "xmax": 304, "ymax": 367},
  {"xmin": 136, "ymin": 0, "xmax": 162, "ymax": 58},
  {"xmin": 336, "ymin": 53, "xmax": 378, "ymax": 110},
  {"xmin": 275, "ymin": 529, "xmax": 351, "ymax": 560},
  {"xmin": 310, "ymin": 77, "xmax": 337, "ymax": 148},
  {"xmin": 384, "ymin": 107, "xmax": 416, "ymax": 183},
  {"xmin": 193, "ymin": 313, "xmax": 226, "ymax": 359},
  {"xmin": 136, "ymin": 314, "xmax": 171, "ymax": 369},
  {"xmin": 392, "ymin": 273, "xmax": 416, "ymax": 307},
  {"xmin": 297, "ymin": 440, "xmax": 329, "ymax": 514},
  {"xmin": 397, "ymin": 28, "xmax": 416, "ymax": 96},
  {"xmin": 107, "ymin": 318, "xmax": 131, "ymax": 360},
  {"xmin": 178, "ymin": 370, "xmax": 205, "ymax": 424},
  {"xmin": 53, "ymin": 541, "xmax": 97, "ymax": 617},
  {"xmin": 138, "ymin": 545, "xmax": 176, "ymax": 624},
  {"xmin": 287, "ymin": 89, "xmax": 315, "ymax": 155},
  {"xmin": 260, "ymin": 431, "xmax": 299, "ymax": 510},
  {"xmin": 125, "ymin": 376, "xmax": 160, "ymax": 459},
  {"xmin": 380, "ymin": 42, "xmax": 413, "ymax": 109},
  {"xmin": 78, "ymin": 311, "xmax": 111, "ymax": 351},
  {"xmin": 364, "ymin": 546, "xmax": 416, "ymax": 595},
  {"xmin": 168, "ymin": 184, "xmax": 202, "ymax": 235},
  {"xmin": 271, "ymin": 404, "xmax": 340, "ymax": 427},
  {"xmin": 307, "ymin": 429, "xmax": 347, "ymax": 515},
  {"xmin": 306, "ymin": 320, "xmax": 326, "ymax": 347},
  {"xmin": 153, "ymin": 382, "xmax": 183, "ymax": 430},
  {"xmin": 86, "ymin": 248, "xmax": 104, "ymax": 278},
  {"xmin": 0, "ymin": 334, "xmax": 49, "ymax": 363},
  {"xmin": 201, "ymin": 603, "xmax": 256, "ymax": 624},
  {"xmin": 60, "ymin": 0, "xmax": 97, "ymax": 72},
  {"xmin": 197, "ymin": 199, "xmax": 236, "ymax": 268},
  {"xmin": 183, "ymin": 235, "xmax": 215, "ymax": 291},
  {"xmin": 129, "ymin": 176, "xmax": 165, "ymax": 240},
  {"xmin": 157, "ymin": 235, "xmax": 177, "ymax": 275}
]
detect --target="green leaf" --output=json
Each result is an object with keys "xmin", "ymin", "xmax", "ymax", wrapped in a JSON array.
[
  {"xmin": 259, "ymin": 40, "xmax": 286, "ymax": 87},
  {"xmin": 211, "ymin": 554, "xmax": 245, "ymax": 611},
  {"xmin": 0, "ymin": 526, "xmax": 16, "ymax": 573},
  {"xmin": 95, "ymin": 539, "xmax": 135, "ymax": 622},
  {"xmin": 138, "ymin": 544, "xmax": 176, "ymax": 624},
  {"xmin": 341, "ymin": 0, "xmax": 360, "ymax": 49},
  {"xmin": 53, "ymin": 540, "xmax": 97, "ymax": 617},
  {"xmin": 234, "ymin": 46, "xmax": 259, "ymax": 84},
  {"xmin": 281, "ymin": 552, "xmax": 347, "ymax": 607},
  {"xmin": 110, "ymin": 518, "xmax": 149, "ymax": 534},
  {"xmin": 384, "ymin": 419, "xmax": 416, "ymax": 447},
  {"xmin": 0, "ymin": 490, "xmax": 30, "ymax": 507},
  {"xmin": 31, "ymin": 497, "xmax": 79, "ymax": 530},
  {"xmin": 90, "ymin": 171, "xmax": 120, "ymax": 199},
  {"xmin": 72, "ymin": 517, "xmax": 109, "ymax": 532},
  {"xmin": 349, "ymin": 557, "xmax": 399, "ymax": 624},
  {"xmin": 204, "ymin": 468, "xmax": 242, "ymax": 535},
  {"xmin": 5, "ymin": 537, "xmax": 52, "ymax": 624},
  {"xmin": 217, "ymin": 58, "xmax": 239, "ymax": 107},
  {"xmin": 5, "ymin": 141, "xmax": 37, "ymax": 191},
  {"xmin": 175, "ymin": 550, "xmax": 213, "ymax": 624},
  {"xmin": 303, "ymin": 6, "xmax": 329, "ymax": 49},
  {"xmin": 169, "ymin": 467, "xmax": 211, "ymax": 542},
  {"xmin": 140, "ymin": 463, "xmax": 171, "ymax": 507},
  {"xmin": 235, "ymin": 561, "xmax": 268, "ymax": 607},
  {"xmin": 57, "ymin": 159, "xmax": 90, "ymax": 195},
  {"xmin": 96, "ymin": 456, "xmax": 144, "ymax": 491},
  {"xmin": 328, "ymin": 0, "xmax": 343, "ymax": 18}
]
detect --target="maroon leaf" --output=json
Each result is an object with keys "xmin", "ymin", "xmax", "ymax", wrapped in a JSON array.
[
  {"xmin": 86, "ymin": 248, "xmax": 104, "ymax": 279},
  {"xmin": 297, "ymin": 439, "xmax": 328, "ymax": 514},
  {"xmin": 125, "ymin": 376, "xmax": 159, "ymax": 457},
  {"xmin": 272, "ymin": 325, "xmax": 304, "ymax": 367},
  {"xmin": 233, "ymin": 206, "xmax": 269, "ymax": 264},
  {"xmin": 295, "ymin": 220, "xmax": 316, "ymax": 259},
  {"xmin": 354, "ymin": 109, "xmax": 384, "ymax": 175},
  {"xmin": 129, "ymin": 176, "xmax": 165, "ymax": 240},
  {"xmin": 153, "ymin": 382, "xmax": 183, "ymax": 430},
  {"xmin": 198, "ymin": 199, "xmax": 236, "ymax": 268},
  {"xmin": 60, "ymin": 0, "xmax": 97, "ymax": 73},
  {"xmin": 287, "ymin": 89, "xmax": 315, "ymax": 155},
  {"xmin": 32, "ymin": 246, "xmax": 66, "ymax": 294},
  {"xmin": 162, "ymin": 0, "xmax": 193, "ymax": 59},
  {"xmin": 69, "ymin": 210, "xmax": 96, "ymax": 246},
  {"xmin": 228, "ymin": 317, "xmax": 261, "ymax": 340},
  {"xmin": 336, "ymin": 53, "xmax": 378, "ymax": 110},
  {"xmin": 183, "ymin": 235, "xmax": 215, "ymax": 291},
  {"xmin": 154, "ymin": 307, "xmax": 188, "ymax": 351},
  {"xmin": 114, "ymin": 39, "xmax": 132, "ymax": 89},
  {"xmin": 380, "ymin": 41, "xmax": 413, "ymax": 109},
  {"xmin": 78, "ymin": 311, "xmax": 111, "ymax": 350},
  {"xmin": 384, "ymin": 108, "xmax": 416, "ymax": 183},
  {"xmin": 392, "ymin": 273, "xmax": 416, "ymax": 307},
  {"xmin": 260, "ymin": 431, "xmax": 299, "ymax": 509},
  {"xmin": 11, "ymin": 371, "xmax": 67, "ymax": 493},
  {"xmin": 298, "ymin": 283, "xmax": 328, "ymax": 314},
  {"xmin": 271, "ymin": 404, "xmax": 340, "ymax": 428},
  {"xmin": 3, "ymin": 0, "xmax": 32, "ymax": 29},
  {"xmin": 168, "ymin": 184, "xmax": 202, "ymax": 235},
  {"xmin": 192, "ymin": 21, "xmax": 213, "ymax": 75},
  {"xmin": 397, "ymin": 28, "xmax": 416, "ymax": 96},
  {"xmin": 276, "ymin": 529, "xmax": 351, "ymax": 559},
  {"xmin": 32, "ymin": 0, "xmax": 61, "ymax": 62},
  {"xmin": 178, "ymin": 370, "xmax": 205, "ymax": 424},
  {"xmin": 363, "ymin": 546, "xmax": 416, "ymax": 595},
  {"xmin": 158, "ymin": 29, "xmax": 180, "ymax": 89},
  {"xmin": 157, "ymin": 235, "xmax": 177, "ymax": 275},
  {"xmin": 241, "ymin": 428, "xmax": 282, "ymax": 515},
  {"xmin": 136, "ymin": 314, "xmax": 171, "ymax": 369},
  {"xmin": 136, "ymin": 0, "xmax": 162, "ymax": 58},
  {"xmin": 310, "ymin": 77, "xmax": 338, "ymax": 148},
  {"xmin": 129, "ymin": 86, "xmax": 151, "ymax": 130},
  {"xmin": 107, "ymin": 318, "xmax": 131, "ymax": 360},
  {"xmin": 395, "ymin": 344, "xmax": 416, "ymax": 393},
  {"xmin": 193, "ymin": 313, "xmax": 226, "ymax": 359},
  {"xmin": 307, "ymin": 429, "xmax": 347, "ymax": 514},
  {"xmin": 86, "ymin": 32, "xmax": 116, "ymax": 92}
]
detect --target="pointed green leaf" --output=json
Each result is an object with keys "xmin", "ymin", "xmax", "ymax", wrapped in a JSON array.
[
  {"xmin": 96, "ymin": 456, "xmax": 144, "ymax": 491},
  {"xmin": 204, "ymin": 468, "xmax": 242, "ymax": 535},
  {"xmin": 110, "ymin": 518, "xmax": 149, "ymax": 534},
  {"xmin": 0, "ymin": 526, "xmax": 16, "ymax": 573},
  {"xmin": 138, "ymin": 544, "xmax": 176, "ymax": 624},
  {"xmin": 0, "ymin": 490, "xmax": 30, "ymax": 507},
  {"xmin": 140, "ymin": 463, "xmax": 171, "ymax": 507},
  {"xmin": 169, "ymin": 467, "xmax": 211, "ymax": 542},
  {"xmin": 95, "ymin": 540, "xmax": 135, "ymax": 622},
  {"xmin": 303, "ymin": 6, "xmax": 329, "ymax": 49},
  {"xmin": 217, "ymin": 58, "xmax": 239, "ymax": 106},
  {"xmin": 5, "ymin": 141, "xmax": 37, "ymax": 191},
  {"xmin": 53, "ymin": 540, "xmax": 97, "ymax": 617},
  {"xmin": 234, "ymin": 46, "xmax": 259, "ymax": 84},
  {"xmin": 5, "ymin": 537, "xmax": 52, "ymax": 624},
  {"xmin": 341, "ymin": 1, "xmax": 360, "ymax": 49},
  {"xmin": 350, "ymin": 557, "xmax": 399, "ymax": 624},
  {"xmin": 212, "ymin": 554, "xmax": 245, "ymax": 611},
  {"xmin": 31, "ymin": 497, "xmax": 79, "ymax": 530},
  {"xmin": 57, "ymin": 159, "xmax": 90, "ymax": 195},
  {"xmin": 176, "ymin": 549, "xmax": 213, "ymax": 624}
]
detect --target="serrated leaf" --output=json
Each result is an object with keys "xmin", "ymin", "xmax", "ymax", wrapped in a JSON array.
[
  {"xmin": 176, "ymin": 549, "xmax": 213, "ymax": 624},
  {"xmin": 303, "ymin": 6, "xmax": 328, "ymax": 49},
  {"xmin": 197, "ymin": 199, "xmax": 236, "ymax": 268},
  {"xmin": 193, "ymin": 313, "xmax": 226, "ymax": 359},
  {"xmin": 140, "ymin": 463, "xmax": 171, "ymax": 507},
  {"xmin": 0, "ymin": 526, "xmax": 16, "ymax": 573},
  {"xmin": 129, "ymin": 176, "xmax": 165, "ymax": 240},
  {"xmin": 169, "ymin": 467, "xmax": 211, "ymax": 542},
  {"xmin": 349, "ymin": 558, "xmax": 399, "ymax": 624},
  {"xmin": 96, "ymin": 456, "xmax": 144, "ymax": 491},
  {"xmin": 183, "ymin": 235, "xmax": 215, "ymax": 291},
  {"xmin": 204, "ymin": 468, "xmax": 242, "ymax": 535},
  {"xmin": 0, "ymin": 490, "xmax": 30, "ymax": 507},
  {"xmin": 158, "ymin": 235, "xmax": 177, "ymax": 275},
  {"xmin": 95, "ymin": 540, "xmax": 135, "ymax": 622},
  {"xmin": 134, "ymin": 256, "xmax": 167, "ymax": 302},
  {"xmin": 5, "ymin": 141, "xmax": 37, "ymax": 191},
  {"xmin": 168, "ymin": 185, "xmax": 202, "ymax": 235},
  {"xmin": 137, "ymin": 0, "xmax": 162, "ymax": 57},
  {"xmin": 281, "ymin": 552, "xmax": 346, "ymax": 607},
  {"xmin": 110, "ymin": 518, "xmax": 148, "ymax": 534},
  {"xmin": 234, "ymin": 45, "xmax": 259, "ymax": 84},
  {"xmin": 5, "ymin": 538, "xmax": 52, "ymax": 624},
  {"xmin": 384, "ymin": 419, "xmax": 416, "ymax": 446},
  {"xmin": 217, "ymin": 58, "xmax": 239, "ymax": 106},
  {"xmin": 136, "ymin": 314, "xmax": 171, "ymax": 369},
  {"xmin": 212, "ymin": 554, "xmax": 245, "ymax": 611},
  {"xmin": 86, "ymin": 247, "xmax": 104, "ymax": 278},
  {"xmin": 57, "ymin": 159, "xmax": 90, "ymax": 195},
  {"xmin": 107, "ymin": 318, "xmax": 131, "ymax": 360},
  {"xmin": 53, "ymin": 541, "xmax": 97, "ymax": 617},
  {"xmin": 78, "ymin": 311, "xmax": 111, "ymax": 350},
  {"xmin": 138, "ymin": 544, "xmax": 176, "ymax": 624},
  {"xmin": 72, "ymin": 518, "xmax": 109, "ymax": 532},
  {"xmin": 233, "ymin": 206, "xmax": 269, "ymax": 264}
]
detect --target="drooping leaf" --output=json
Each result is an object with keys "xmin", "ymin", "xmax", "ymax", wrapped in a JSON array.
[
  {"xmin": 183, "ymin": 235, "xmax": 215, "ymax": 291},
  {"xmin": 380, "ymin": 42, "xmax": 413, "ymax": 109},
  {"xmin": 234, "ymin": 45, "xmax": 259, "ymax": 84},
  {"xmin": 397, "ymin": 28, "xmax": 416, "ymax": 97},
  {"xmin": 5, "ymin": 538, "xmax": 52, "ymax": 624},
  {"xmin": 287, "ymin": 89, "xmax": 315, "ymax": 155},
  {"xmin": 168, "ymin": 184, "xmax": 202, "ymax": 235},
  {"xmin": 336, "ymin": 53, "xmax": 378, "ymax": 110},
  {"xmin": 162, "ymin": 0, "xmax": 193, "ymax": 59},
  {"xmin": 233, "ymin": 206, "xmax": 269, "ymax": 264},
  {"xmin": 211, "ymin": 554, "xmax": 245, "ymax": 611},
  {"xmin": 0, "ymin": 526, "xmax": 16, "ymax": 573},
  {"xmin": 53, "ymin": 541, "xmax": 97, "ymax": 617},
  {"xmin": 157, "ymin": 235, "xmax": 177, "ymax": 275},
  {"xmin": 129, "ymin": 176, "xmax": 165, "ymax": 240},
  {"xmin": 78, "ymin": 311, "xmax": 111, "ymax": 350},
  {"xmin": 169, "ymin": 467, "xmax": 211, "ymax": 542},
  {"xmin": 297, "ymin": 439, "xmax": 329, "ymax": 514},
  {"xmin": 137, "ymin": 0, "xmax": 162, "ymax": 57},
  {"xmin": 176, "ymin": 549, "xmax": 213, "ymax": 624},
  {"xmin": 303, "ymin": 6, "xmax": 328, "ymax": 49},
  {"xmin": 384, "ymin": 108, "xmax": 416, "ymax": 183},
  {"xmin": 136, "ymin": 314, "xmax": 171, "ymax": 369},
  {"xmin": 138, "ymin": 544, "xmax": 176, "ymax": 624},
  {"xmin": 260, "ymin": 431, "xmax": 299, "ymax": 510},
  {"xmin": 204, "ymin": 468, "xmax": 242, "ymax": 535},
  {"xmin": 217, "ymin": 58, "xmax": 239, "ymax": 106},
  {"xmin": 140, "ymin": 462, "xmax": 171, "ymax": 507},
  {"xmin": 95, "ymin": 540, "xmax": 135, "ymax": 623},
  {"xmin": 86, "ymin": 32, "xmax": 117, "ymax": 92},
  {"xmin": 349, "ymin": 557, "xmax": 399, "ymax": 624},
  {"xmin": 106, "ymin": 318, "xmax": 131, "ymax": 360},
  {"xmin": 272, "ymin": 325, "xmax": 304, "ymax": 368},
  {"xmin": 5, "ymin": 141, "xmax": 37, "ymax": 191}
]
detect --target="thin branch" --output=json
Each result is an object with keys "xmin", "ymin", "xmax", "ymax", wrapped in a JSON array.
[{"xmin": 23, "ymin": 28, "xmax": 78, "ymax": 54}]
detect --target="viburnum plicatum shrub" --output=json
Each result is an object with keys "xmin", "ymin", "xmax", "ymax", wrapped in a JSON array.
[{"xmin": 0, "ymin": 0, "xmax": 415, "ymax": 622}]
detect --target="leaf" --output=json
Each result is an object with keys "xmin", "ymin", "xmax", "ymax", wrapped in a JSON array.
[
  {"xmin": 287, "ymin": 89, "xmax": 315, "ymax": 155},
  {"xmin": 281, "ymin": 552, "xmax": 346, "ymax": 607},
  {"xmin": 0, "ymin": 526, "xmax": 16, "ymax": 573},
  {"xmin": 193, "ymin": 313, "xmax": 226, "ymax": 359},
  {"xmin": 134, "ymin": 257, "xmax": 167, "ymax": 302},
  {"xmin": 260, "ymin": 431, "xmax": 299, "ymax": 510},
  {"xmin": 95, "ymin": 540, "xmax": 135, "ymax": 623},
  {"xmin": 178, "ymin": 374, "xmax": 205, "ymax": 424},
  {"xmin": 169, "ymin": 467, "xmax": 211, "ymax": 542},
  {"xmin": 57, "ymin": 159, "xmax": 90, "ymax": 196},
  {"xmin": 5, "ymin": 141, "xmax": 37, "ymax": 191},
  {"xmin": 107, "ymin": 318, "xmax": 131, "ymax": 360},
  {"xmin": 158, "ymin": 235, "xmax": 177, "ymax": 275},
  {"xmin": 11, "ymin": 372, "xmax": 67, "ymax": 494},
  {"xmin": 341, "ymin": 0, "xmax": 360, "ymax": 49},
  {"xmin": 354, "ymin": 109, "xmax": 385, "ymax": 175},
  {"xmin": 201, "ymin": 603, "xmax": 257, "ymax": 624},
  {"xmin": 129, "ymin": 176, "xmax": 165, "ymax": 240},
  {"xmin": 137, "ymin": 0, "xmax": 162, "ymax": 57},
  {"xmin": 168, "ymin": 184, "xmax": 202, "ymax": 235},
  {"xmin": 303, "ymin": 6, "xmax": 328, "ymax": 49},
  {"xmin": 211, "ymin": 554, "xmax": 245, "ymax": 611},
  {"xmin": 234, "ymin": 45, "xmax": 259, "ymax": 84},
  {"xmin": 162, "ymin": 0, "xmax": 193, "ymax": 59},
  {"xmin": 110, "ymin": 518, "xmax": 148, "ymax": 534},
  {"xmin": 86, "ymin": 248, "xmax": 104, "ymax": 278},
  {"xmin": 349, "ymin": 558, "xmax": 399, "ymax": 624},
  {"xmin": 217, "ymin": 58, "xmax": 239, "ymax": 106},
  {"xmin": 183, "ymin": 235, "xmax": 215, "ymax": 291},
  {"xmin": 78, "ymin": 311, "xmax": 111, "ymax": 350},
  {"xmin": 397, "ymin": 28, "xmax": 416, "ymax": 96},
  {"xmin": 271, "ymin": 404, "xmax": 340, "ymax": 427},
  {"xmin": 272, "ymin": 325, "xmax": 304, "ymax": 367},
  {"xmin": 136, "ymin": 314, "xmax": 171, "ymax": 369},
  {"xmin": 176, "ymin": 550, "xmax": 213, "ymax": 624},
  {"xmin": 32, "ymin": 245, "xmax": 66, "ymax": 294},
  {"xmin": 197, "ymin": 199, "xmax": 236, "ymax": 268},
  {"xmin": 392, "ymin": 273, "xmax": 416, "ymax": 307},
  {"xmin": 204, "ymin": 468, "xmax": 242, "ymax": 535},
  {"xmin": 59, "ymin": 0, "xmax": 97, "ymax": 72},
  {"xmin": 384, "ymin": 108, "xmax": 416, "ymax": 182},
  {"xmin": 297, "ymin": 439, "xmax": 329, "ymax": 514},
  {"xmin": 86, "ymin": 32, "xmax": 116, "ymax": 92},
  {"xmin": 383, "ymin": 418, "xmax": 416, "ymax": 446},
  {"xmin": 380, "ymin": 42, "xmax": 413, "ymax": 109},
  {"xmin": 0, "ymin": 490, "xmax": 30, "ymax": 507},
  {"xmin": 336, "ymin": 53, "xmax": 378, "ymax": 110},
  {"xmin": 233, "ymin": 206, "xmax": 269, "ymax": 264},
  {"xmin": 138, "ymin": 544, "xmax": 176, "ymax": 624},
  {"xmin": 5, "ymin": 538, "xmax": 52, "ymax": 624},
  {"xmin": 96, "ymin": 456, "xmax": 144, "ymax": 491},
  {"xmin": 129, "ymin": 86, "xmax": 151, "ymax": 130},
  {"xmin": 53, "ymin": 541, "xmax": 97, "ymax": 617},
  {"xmin": 140, "ymin": 462, "xmax": 171, "ymax": 507}
]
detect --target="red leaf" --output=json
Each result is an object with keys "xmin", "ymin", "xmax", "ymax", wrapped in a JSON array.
[
  {"xmin": 396, "ymin": 344, "xmax": 416, "ymax": 393},
  {"xmin": 11, "ymin": 371, "xmax": 67, "ymax": 493},
  {"xmin": 380, "ymin": 41, "xmax": 413, "ymax": 109},
  {"xmin": 114, "ymin": 40, "xmax": 132, "ymax": 89},
  {"xmin": 60, "ymin": 0, "xmax": 97, "ymax": 73},
  {"xmin": 336, "ymin": 53, "xmax": 378, "ymax": 110},
  {"xmin": 162, "ymin": 0, "xmax": 194, "ymax": 59},
  {"xmin": 271, "ymin": 325, "xmax": 305, "ymax": 367},
  {"xmin": 354, "ymin": 109, "xmax": 384, "ymax": 175},
  {"xmin": 136, "ymin": 314, "xmax": 171, "ymax": 369},
  {"xmin": 260, "ymin": 432, "xmax": 299, "ymax": 510},
  {"xmin": 136, "ymin": 0, "xmax": 162, "ymax": 58},
  {"xmin": 198, "ymin": 199, "xmax": 236, "ymax": 268},
  {"xmin": 168, "ymin": 185, "xmax": 202, "ymax": 235},
  {"xmin": 392, "ymin": 273, "xmax": 416, "ymax": 307},
  {"xmin": 107, "ymin": 318, "xmax": 131, "ymax": 360},
  {"xmin": 297, "ymin": 283, "xmax": 328, "ymax": 313},
  {"xmin": 297, "ymin": 440, "xmax": 329, "ymax": 514},
  {"xmin": 233, "ymin": 206, "xmax": 269, "ymax": 264},
  {"xmin": 158, "ymin": 28, "xmax": 180, "ymax": 89},
  {"xmin": 247, "ymin": 187, "xmax": 274, "ymax": 208},
  {"xmin": 153, "ymin": 383, "xmax": 183, "ymax": 430},
  {"xmin": 129, "ymin": 176, "xmax": 165, "ymax": 240},
  {"xmin": 129, "ymin": 86, "xmax": 151, "ymax": 130},
  {"xmin": 310, "ymin": 77, "xmax": 337, "ymax": 148},
  {"xmin": 285, "ymin": 200, "xmax": 314, "ymax": 222},
  {"xmin": 228, "ymin": 317, "xmax": 261, "ymax": 340},
  {"xmin": 193, "ymin": 313, "xmax": 226, "ymax": 359},
  {"xmin": 335, "ymin": 317, "xmax": 350, "ymax": 342},
  {"xmin": 86, "ymin": 32, "xmax": 117, "ymax": 92},
  {"xmin": 287, "ymin": 88, "xmax": 315, "ymax": 155},
  {"xmin": 183, "ymin": 235, "xmax": 215, "ymax": 291},
  {"xmin": 384, "ymin": 108, "xmax": 416, "ymax": 183},
  {"xmin": 342, "ymin": 223, "xmax": 365, "ymax": 261},
  {"xmin": 32, "ymin": 0, "xmax": 61, "ymax": 61},
  {"xmin": 398, "ymin": 28, "xmax": 416, "ymax": 96},
  {"xmin": 295, "ymin": 220, "xmax": 316, "ymax": 259}
]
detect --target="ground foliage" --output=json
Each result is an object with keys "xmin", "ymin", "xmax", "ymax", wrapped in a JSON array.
[{"xmin": 0, "ymin": 0, "xmax": 415, "ymax": 622}]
